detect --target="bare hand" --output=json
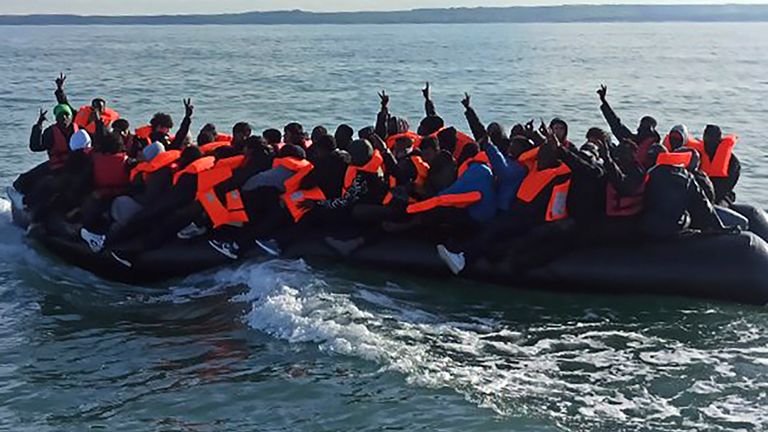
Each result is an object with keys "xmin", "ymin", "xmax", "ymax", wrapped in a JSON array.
[
  {"xmin": 461, "ymin": 92, "xmax": 471, "ymax": 109},
  {"xmin": 539, "ymin": 118, "xmax": 547, "ymax": 136},
  {"xmin": 524, "ymin": 119, "xmax": 535, "ymax": 134},
  {"xmin": 37, "ymin": 108, "xmax": 48, "ymax": 125},
  {"xmin": 55, "ymin": 72, "xmax": 66, "ymax": 90},
  {"xmin": 422, "ymin": 82, "xmax": 430, "ymax": 100},
  {"xmin": 597, "ymin": 84, "xmax": 607, "ymax": 102},
  {"xmin": 378, "ymin": 90, "xmax": 389, "ymax": 107},
  {"xmin": 183, "ymin": 98, "xmax": 194, "ymax": 118}
]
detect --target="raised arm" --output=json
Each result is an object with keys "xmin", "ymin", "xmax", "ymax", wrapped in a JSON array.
[
  {"xmin": 597, "ymin": 84, "xmax": 634, "ymax": 141},
  {"xmin": 374, "ymin": 90, "xmax": 390, "ymax": 139},
  {"xmin": 168, "ymin": 99, "xmax": 193, "ymax": 150},
  {"xmin": 29, "ymin": 109, "xmax": 49, "ymax": 152},
  {"xmin": 461, "ymin": 93, "xmax": 487, "ymax": 141},
  {"xmin": 423, "ymin": 82, "xmax": 436, "ymax": 117}
]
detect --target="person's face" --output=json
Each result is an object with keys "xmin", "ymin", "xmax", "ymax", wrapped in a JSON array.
[
  {"xmin": 91, "ymin": 99, "xmax": 106, "ymax": 112},
  {"xmin": 393, "ymin": 139, "xmax": 413, "ymax": 160},
  {"xmin": 235, "ymin": 129, "xmax": 252, "ymax": 143},
  {"xmin": 552, "ymin": 123, "xmax": 567, "ymax": 141},
  {"xmin": 669, "ymin": 131, "xmax": 684, "ymax": 149},
  {"xmin": 284, "ymin": 130, "xmax": 295, "ymax": 145},
  {"xmin": 155, "ymin": 126, "xmax": 171, "ymax": 136},
  {"xmin": 703, "ymin": 129, "xmax": 722, "ymax": 147},
  {"xmin": 422, "ymin": 147, "xmax": 437, "ymax": 164},
  {"xmin": 56, "ymin": 112, "xmax": 72, "ymax": 128}
]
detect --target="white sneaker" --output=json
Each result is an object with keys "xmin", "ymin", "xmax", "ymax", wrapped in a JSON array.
[
  {"xmin": 437, "ymin": 244, "xmax": 466, "ymax": 275},
  {"xmin": 209, "ymin": 240, "xmax": 239, "ymax": 260},
  {"xmin": 80, "ymin": 228, "xmax": 105, "ymax": 253},
  {"xmin": 254, "ymin": 239, "xmax": 280, "ymax": 257},
  {"xmin": 6, "ymin": 186, "xmax": 24, "ymax": 210},
  {"xmin": 177, "ymin": 222, "xmax": 207, "ymax": 239}
]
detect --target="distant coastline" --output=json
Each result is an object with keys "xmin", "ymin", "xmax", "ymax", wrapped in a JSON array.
[{"xmin": 2, "ymin": 5, "xmax": 768, "ymax": 25}]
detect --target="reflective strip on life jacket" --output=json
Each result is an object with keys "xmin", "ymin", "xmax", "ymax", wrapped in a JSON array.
[
  {"xmin": 130, "ymin": 150, "xmax": 181, "ymax": 181},
  {"xmin": 48, "ymin": 123, "xmax": 78, "ymax": 170},
  {"xmin": 406, "ymin": 191, "xmax": 482, "ymax": 214},
  {"xmin": 283, "ymin": 187, "xmax": 327, "ymax": 222},
  {"xmin": 545, "ymin": 180, "xmax": 570, "ymax": 222},
  {"xmin": 386, "ymin": 131, "xmax": 422, "ymax": 149},
  {"xmin": 91, "ymin": 152, "xmax": 129, "ymax": 198},
  {"xmin": 655, "ymin": 151, "xmax": 692, "ymax": 168},
  {"xmin": 688, "ymin": 135, "xmax": 737, "ymax": 178},
  {"xmin": 173, "ymin": 156, "xmax": 216, "ymax": 186},
  {"xmin": 74, "ymin": 106, "xmax": 119, "ymax": 135},
  {"xmin": 199, "ymin": 141, "xmax": 232, "ymax": 155}
]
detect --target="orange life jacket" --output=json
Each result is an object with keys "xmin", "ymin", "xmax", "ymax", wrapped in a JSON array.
[
  {"xmin": 429, "ymin": 128, "xmax": 475, "ymax": 160},
  {"xmin": 458, "ymin": 152, "xmax": 490, "ymax": 177},
  {"xmin": 48, "ymin": 123, "xmax": 78, "ymax": 170},
  {"xmin": 199, "ymin": 141, "xmax": 233, "ymax": 155},
  {"xmin": 91, "ymin": 152, "xmax": 130, "ymax": 199},
  {"xmin": 129, "ymin": 150, "xmax": 181, "ymax": 181},
  {"xmin": 195, "ymin": 156, "xmax": 248, "ymax": 228},
  {"xmin": 172, "ymin": 156, "xmax": 216, "ymax": 185},
  {"xmin": 411, "ymin": 155, "xmax": 430, "ymax": 189},
  {"xmin": 272, "ymin": 157, "xmax": 326, "ymax": 222},
  {"xmin": 517, "ymin": 159, "xmax": 571, "ymax": 222},
  {"xmin": 134, "ymin": 124, "xmax": 175, "ymax": 143},
  {"xmin": 216, "ymin": 133, "xmax": 233, "ymax": 142},
  {"xmin": 74, "ymin": 106, "xmax": 119, "ymax": 135},
  {"xmin": 662, "ymin": 134, "xmax": 701, "ymax": 152},
  {"xmin": 655, "ymin": 151, "xmax": 692, "ymax": 168},
  {"xmin": 687, "ymin": 135, "xmax": 737, "ymax": 178},
  {"xmin": 386, "ymin": 131, "xmax": 422, "ymax": 149},
  {"xmin": 342, "ymin": 150, "xmax": 385, "ymax": 195},
  {"xmin": 405, "ymin": 152, "xmax": 487, "ymax": 214}
]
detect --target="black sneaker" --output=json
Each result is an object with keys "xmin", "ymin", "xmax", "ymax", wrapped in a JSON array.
[{"xmin": 209, "ymin": 240, "xmax": 240, "ymax": 260}]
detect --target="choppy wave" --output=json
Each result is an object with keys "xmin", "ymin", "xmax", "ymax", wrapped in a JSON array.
[{"xmin": 212, "ymin": 258, "xmax": 768, "ymax": 431}]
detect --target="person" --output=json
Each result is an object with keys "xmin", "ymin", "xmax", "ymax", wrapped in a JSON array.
[
  {"xmin": 14, "ymin": 103, "xmax": 79, "ymax": 197},
  {"xmin": 301, "ymin": 134, "xmax": 350, "ymax": 200},
  {"xmin": 437, "ymin": 131, "xmax": 569, "ymax": 274},
  {"xmin": 640, "ymin": 145, "xmax": 731, "ymax": 239},
  {"xmin": 688, "ymin": 124, "xmax": 741, "ymax": 206},
  {"xmin": 663, "ymin": 124, "xmax": 698, "ymax": 151},
  {"xmin": 597, "ymin": 84, "xmax": 661, "ymax": 168},
  {"xmin": 284, "ymin": 122, "xmax": 309, "ymax": 148},
  {"xmin": 549, "ymin": 118, "xmax": 573, "ymax": 149},
  {"xmin": 52, "ymin": 73, "xmax": 120, "ymax": 136},
  {"xmin": 417, "ymin": 82, "xmax": 445, "ymax": 137},
  {"xmin": 601, "ymin": 138, "xmax": 646, "ymax": 226},
  {"xmin": 231, "ymin": 122, "xmax": 253, "ymax": 152},
  {"xmin": 134, "ymin": 99, "xmax": 193, "ymax": 151},
  {"xmin": 262, "ymin": 128, "xmax": 283, "ymax": 150},
  {"xmin": 419, "ymin": 136, "xmax": 440, "ymax": 165},
  {"xmin": 334, "ymin": 124, "xmax": 354, "ymax": 151},
  {"xmin": 26, "ymin": 129, "xmax": 94, "ymax": 227},
  {"xmin": 558, "ymin": 128, "xmax": 607, "ymax": 227}
]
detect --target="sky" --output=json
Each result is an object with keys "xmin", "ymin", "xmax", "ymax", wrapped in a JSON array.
[{"xmin": 1, "ymin": 0, "xmax": 766, "ymax": 15}]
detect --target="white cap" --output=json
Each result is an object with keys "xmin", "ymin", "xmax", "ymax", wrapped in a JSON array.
[{"xmin": 69, "ymin": 130, "xmax": 92, "ymax": 151}]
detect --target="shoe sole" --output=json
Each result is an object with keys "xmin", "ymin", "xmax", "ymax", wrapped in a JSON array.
[
  {"xmin": 110, "ymin": 252, "xmax": 133, "ymax": 268},
  {"xmin": 209, "ymin": 240, "xmax": 238, "ymax": 260}
]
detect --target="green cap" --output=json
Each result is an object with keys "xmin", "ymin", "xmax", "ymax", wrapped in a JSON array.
[{"xmin": 53, "ymin": 104, "xmax": 72, "ymax": 119}]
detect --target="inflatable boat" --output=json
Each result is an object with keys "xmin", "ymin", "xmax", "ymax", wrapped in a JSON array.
[{"xmin": 8, "ymin": 187, "xmax": 768, "ymax": 305}]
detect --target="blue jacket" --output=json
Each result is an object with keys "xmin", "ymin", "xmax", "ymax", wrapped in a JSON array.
[
  {"xmin": 483, "ymin": 142, "xmax": 527, "ymax": 212},
  {"xmin": 438, "ymin": 162, "xmax": 497, "ymax": 222}
]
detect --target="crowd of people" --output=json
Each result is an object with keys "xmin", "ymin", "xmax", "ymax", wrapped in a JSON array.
[{"xmin": 13, "ymin": 75, "xmax": 745, "ymax": 274}]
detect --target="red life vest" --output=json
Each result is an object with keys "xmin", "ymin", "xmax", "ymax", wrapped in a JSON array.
[
  {"xmin": 48, "ymin": 123, "xmax": 78, "ymax": 170},
  {"xmin": 687, "ymin": 135, "xmax": 737, "ymax": 178},
  {"xmin": 605, "ymin": 183, "xmax": 644, "ymax": 218},
  {"xmin": 272, "ymin": 157, "xmax": 325, "ymax": 222},
  {"xmin": 386, "ymin": 131, "xmax": 423, "ymax": 149},
  {"xmin": 91, "ymin": 152, "xmax": 129, "ymax": 199},
  {"xmin": 517, "ymin": 157, "xmax": 571, "ymax": 222},
  {"xmin": 129, "ymin": 150, "xmax": 181, "ymax": 181},
  {"xmin": 195, "ymin": 156, "xmax": 248, "ymax": 228},
  {"xmin": 74, "ymin": 106, "xmax": 119, "ymax": 135},
  {"xmin": 199, "ymin": 141, "xmax": 233, "ymax": 155},
  {"xmin": 172, "ymin": 156, "xmax": 216, "ymax": 185}
]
